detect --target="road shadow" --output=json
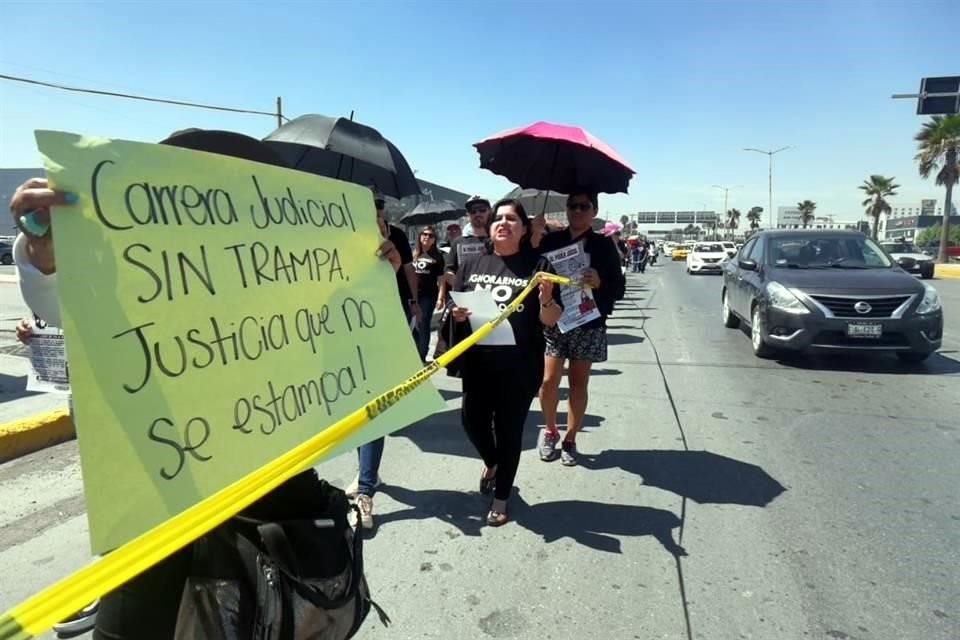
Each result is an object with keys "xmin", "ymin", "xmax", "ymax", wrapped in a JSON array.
[
  {"xmin": 510, "ymin": 492, "xmax": 687, "ymax": 556},
  {"xmin": 375, "ymin": 485, "xmax": 488, "ymax": 538},
  {"xmin": 590, "ymin": 367, "xmax": 623, "ymax": 376},
  {"xmin": 580, "ymin": 449, "xmax": 786, "ymax": 507},
  {"xmin": 395, "ymin": 407, "xmax": 606, "ymax": 459},
  {"xmin": 437, "ymin": 387, "xmax": 462, "ymax": 402},
  {"xmin": 375, "ymin": 485, "xmax": 686, "ymax": 556},
  {"xmin": 606, "ymin": 333, "xmax": 646, "ymax": 346},
  {"xmin": 773, "ymin": 350, "xmax": 960, "ymax": 375},
  {"xmin": 0, "ymin": 373, "xmax": 39, "ymax": 403}
]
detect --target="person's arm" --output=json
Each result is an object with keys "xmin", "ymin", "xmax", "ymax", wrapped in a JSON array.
[
  {"xmin": 538, "ymin": 280, "xmax": 562, "ymax": 327},
  {"xmin": 14, "ymin": 233, "xmax": 62, "ymax": 327}
]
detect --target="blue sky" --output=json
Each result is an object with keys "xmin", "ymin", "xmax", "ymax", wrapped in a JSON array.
[{"xmin": 0, "ymin": 0, "xmax": 956, "ymax": 223}]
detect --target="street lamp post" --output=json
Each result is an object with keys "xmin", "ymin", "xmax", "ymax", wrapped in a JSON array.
[
  {"xmin": 713, "ymin": 184, "xmax": 741, "ymax": 240},
  {"xmin": 744, "ymin": 146, "xmax": 792, "ymax": 230}
]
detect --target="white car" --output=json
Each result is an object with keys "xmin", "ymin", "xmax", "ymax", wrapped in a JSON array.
[
  {"xmin": 721, "ymin": 241, "xmax": 737, "ymax": 258},
  {"xmin": 686, "ymin": 242, "xmax": 728, "ymax": 274},
  {"xmin": 880, "ymin": 240, "xmax": 935, "ymax": 279}
]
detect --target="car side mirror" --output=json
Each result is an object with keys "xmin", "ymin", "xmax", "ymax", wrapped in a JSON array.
[{"xmin": 739, "ymin": 259, "xmax": 758, "ymax": 271}]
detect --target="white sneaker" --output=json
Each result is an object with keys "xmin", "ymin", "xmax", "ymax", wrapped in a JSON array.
[
  {"xmin": 53, "ymin": 600, "xmax": 99, "ymax": 635},
  {"xmin": 356, "ymin": 494, "xmax": 374, "ymax": 529},
  {"xmin": 345, "ymin": 474, "xmax": 382, "ymax": 497}
]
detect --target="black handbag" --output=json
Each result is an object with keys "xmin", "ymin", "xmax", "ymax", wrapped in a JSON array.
[
  {"xmin": 173, "ymin": 471, "xmax": 389, "ymax": 640},
  {"xmin": 432, "ymin": 302, "xmax": 470, "ymax": 378}
]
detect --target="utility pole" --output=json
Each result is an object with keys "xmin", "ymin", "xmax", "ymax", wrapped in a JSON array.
[
  {"xmin": 744, "ymin": 147, "xmax": 792, "ymax": 229},
  {"xmin": 713, "ymin": 184, "xmax": 741, "ymax": 240},
  {"xmin": 276, "ymin": 97, "xmax": 283, "ymax": 128}
]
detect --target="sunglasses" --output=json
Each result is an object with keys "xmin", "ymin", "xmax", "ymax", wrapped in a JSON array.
[
  {"xmin": 420, "ymin": 232, "xmax": 435, "ymax": 237},
  {"xmin": 567, "ymin": 202, "xmax": 593, "ymax": 212}
]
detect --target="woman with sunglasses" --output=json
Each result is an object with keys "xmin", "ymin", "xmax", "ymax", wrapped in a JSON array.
[
  {"xmin": 412, "ymin": 226, "xmax": 444, "ymax": 362},
  {"xmin": 451, "ymin": 199, "xmax": 562, "ymax": 526}
]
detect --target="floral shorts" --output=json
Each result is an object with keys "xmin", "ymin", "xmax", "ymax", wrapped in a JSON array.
[{"xmin": 544, "ymin": 325, "xmax": 608, "ymax": 363}]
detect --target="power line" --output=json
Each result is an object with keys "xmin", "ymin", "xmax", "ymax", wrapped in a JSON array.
[{"xmin": 0, "ymin": 73, "xmax": 287, "ymax": 123}]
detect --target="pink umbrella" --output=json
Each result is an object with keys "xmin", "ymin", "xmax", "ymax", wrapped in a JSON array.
[
  {"xmin": 474, "ymin": 121, "xmax": 635, "ymax": 195},
  {"xmin": 601, "ymin": 221, "xmax": 624, "ymax": 236}
]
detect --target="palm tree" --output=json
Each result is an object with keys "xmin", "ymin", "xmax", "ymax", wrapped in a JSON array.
[
  {"xmin": 746, "ymin": 206, "xmax": 763, "ymax": 229},
  {"xmin": 858, "ymin": 175, "xmax": 900, "ymax": 240},
  {"xmin": 915, "ymin": 114, "xmax": 960, "ymax": 263},
  {"xmin": 726, "ymin": 208, "xmax": 741, "ymax": 239},
  {"xmin": 797, "ymin": 200, "xmax": 817, "ymax": 228}
]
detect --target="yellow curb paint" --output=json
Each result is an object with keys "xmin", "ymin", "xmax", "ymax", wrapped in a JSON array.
[
  {"xmin": 0, "ymin": 410, "xmax": 75, "ymax": 463},
  {"xmin": 934, "ymin": 264, "xmax": 960, "ymax": 279}
]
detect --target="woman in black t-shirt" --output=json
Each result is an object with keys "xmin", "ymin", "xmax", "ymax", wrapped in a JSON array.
[
  {"xmin": 452, "ymin": 199, "xmax": 562, "ymax": 526},
  {"xmin": 412, "ymin": 226, "xmax": 445, "ymax": 362}
]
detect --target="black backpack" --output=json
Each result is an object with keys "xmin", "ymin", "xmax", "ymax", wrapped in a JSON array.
[{"xmin": 174, "ymin": 470, "xmax": 389, "ymax": 640}]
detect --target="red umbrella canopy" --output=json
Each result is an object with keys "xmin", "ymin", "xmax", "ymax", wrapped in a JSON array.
[{"xmin": 474, "ymin": 121, "xmax": 635, "ymax": 195}]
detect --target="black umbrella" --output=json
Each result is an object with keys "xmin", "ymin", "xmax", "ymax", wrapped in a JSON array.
[
  {"xmin": 502, "ymin": 187, "xmax": 568, "ymax": 215},
  {"xmin": 264, "ymin": 114, "xmax": 421, "ymax": 199},
  {"xmin": 398, "ymin": 200, "xmax": 466, "ymax": 226}
]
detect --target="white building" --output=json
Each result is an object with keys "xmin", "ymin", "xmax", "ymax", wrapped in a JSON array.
[{"xmin": 776, "ymin": 206, "xmax": 860, "ymax": 230}]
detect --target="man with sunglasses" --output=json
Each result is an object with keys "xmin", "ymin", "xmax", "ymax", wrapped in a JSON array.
[
  {"xmin": 438, "ymin": 195, "xmax": 491, "ymax": 303},
  {"xmin": 536, "ymin": 191, "xmax": 625, "ymax": 466}
]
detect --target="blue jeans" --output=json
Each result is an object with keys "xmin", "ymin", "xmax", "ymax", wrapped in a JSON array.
[
  {"xmin": 415, "ymin": 296, "xmax": 437, "ymax": 362},
  {"xmin": 356, "ymin": 305, "xmax": 414, "ymax": 497},
  {"xmin": 357, "ymin": 437, "xmax": 384, "ymax": 497}
]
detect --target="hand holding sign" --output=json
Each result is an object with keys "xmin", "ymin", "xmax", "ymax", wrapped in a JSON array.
[{"xmin": 36, "ymin": 131, "xmax": 444, "ymax": 553}]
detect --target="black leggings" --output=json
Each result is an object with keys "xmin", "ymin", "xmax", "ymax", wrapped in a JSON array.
[{"xmin": 461, "ymin": 367, "xmax": 536, "ymax": 501}]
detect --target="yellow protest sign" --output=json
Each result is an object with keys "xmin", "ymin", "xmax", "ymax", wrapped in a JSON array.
[{"xmin": 35, "ymin": 131, "xmax": 445, "ymax": 554}]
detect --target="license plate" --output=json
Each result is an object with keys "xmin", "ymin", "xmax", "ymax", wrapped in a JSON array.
[{"xmin": 847, "ymin": 322, "xmax": 882, "ymax": 338}]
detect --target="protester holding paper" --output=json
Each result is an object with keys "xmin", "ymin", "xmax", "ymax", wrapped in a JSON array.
[
  {"xmin": 536, "ymin": 191, "xmax": 625, "ymax": 466},
  {"xmin": 451, "ymin": 199, "xmax": 561, "ymax": 526}
]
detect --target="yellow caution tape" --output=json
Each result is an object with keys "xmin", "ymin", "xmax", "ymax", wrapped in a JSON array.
[{"xmin": 0, "ymin": 271, "xmax": 573, "ymax": 640}]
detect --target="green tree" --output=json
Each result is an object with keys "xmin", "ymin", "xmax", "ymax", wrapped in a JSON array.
[
  {"xmin": 916, "ymin": 223, "xmax": 960, "ymax": 247},
  {"xmin": 914, "ymin": 114, "xmax": 960, "ymax": 263},
  {"xmin": 726, "ymin": 208, "xmax": 741, "ymax": 239},
  {"xmin": 797, "ymin": 200, "xmax": 817, "ymax": 228},
  {"xmin": 858, "ymin": 175, "xmax": 900, "ymax": 239},
  {"xmin": 746, "ymin": 206, "xmax": 763, "ymax": 229}
]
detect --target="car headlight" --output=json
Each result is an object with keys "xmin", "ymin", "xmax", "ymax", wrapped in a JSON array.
[
  {"xmin": 766, "ymin": 282, "xmax": 809, "ymax": 314},
  {"xmin": 917, "ymin": 283, "xmax": 941, "ymax": 314}
]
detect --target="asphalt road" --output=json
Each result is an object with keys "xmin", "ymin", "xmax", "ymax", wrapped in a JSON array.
[{"xmin": 0, "ymin": 262, "xmax": 958, "ymax": 640}]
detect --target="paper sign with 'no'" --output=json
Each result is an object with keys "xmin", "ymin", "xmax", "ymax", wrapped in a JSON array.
[{"xmin": 36, "ymin": 131, "xmax": 444, "ymax": 554}]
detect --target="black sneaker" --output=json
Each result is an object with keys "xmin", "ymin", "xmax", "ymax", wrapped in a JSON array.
[{"xmin": 560, "ymin": 441, "xmax": 578, "ymax": 467}]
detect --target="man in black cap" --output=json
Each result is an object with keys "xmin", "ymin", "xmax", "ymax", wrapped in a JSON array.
[{"xmin": 437, "ymin": 195, "xmax": 491, "ymax": 302}]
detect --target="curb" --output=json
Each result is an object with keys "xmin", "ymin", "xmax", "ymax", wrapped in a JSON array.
[
  {"xmin": 0, "ymin": 409, "xmax": 75, "ymax": 463},
  {"xmin": 934, "ymin": 264, "xmax": 960, "ymax": 279}
]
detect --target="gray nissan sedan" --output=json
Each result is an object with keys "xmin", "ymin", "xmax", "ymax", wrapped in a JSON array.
[{"xmin": 721, "ymin": 230, "xmax": 944, "ymax": 362}]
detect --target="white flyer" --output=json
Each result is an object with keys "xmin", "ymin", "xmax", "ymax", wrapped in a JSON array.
[
  {"xmin": 449, "ymin": 290, "xmax": 516, "ymax": 346},
  {"xmin": 543, "ymin": 242, "xmax": 601, "ymax": 333},
  {"xmin": 27, "ymin": 324, "xmax": 71, "ymax": 394}
]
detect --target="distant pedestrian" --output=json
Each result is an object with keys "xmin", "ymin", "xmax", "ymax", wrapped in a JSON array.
[{"xmin": 412, "ymin": 226, "xmax": 444, "ymax": 362}]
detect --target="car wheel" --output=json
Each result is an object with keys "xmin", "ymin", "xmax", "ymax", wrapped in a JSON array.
[
  {"xmin": 1, "ymin": 253, "xmax": 12, "ymax": 266},
  {"xmin": 921, "ymin": 269, "xmax": 934, "ymax": 280},
  {"xmin": 722, "ymin": 290, "xmax": 739, "ymax": 328},
  {"xmin": 897, "ymin": 352, "xmax": 931, "ymax": 363},
  {"xmin": 751, "ymin": 306, "xmax": 776, "ymax": 358}
]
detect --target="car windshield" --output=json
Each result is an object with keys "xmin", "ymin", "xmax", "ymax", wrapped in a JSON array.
[
  {"xmin": 768, "ymin": 236, "xmax": 893, "ymax": 269},
  {"xmin": 694, "ymin": 244, "xmax": 723, "ymax": 252},
  {"xmin": 882, "ymin": 242, "xmax": 921, "ymax": 254}
]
